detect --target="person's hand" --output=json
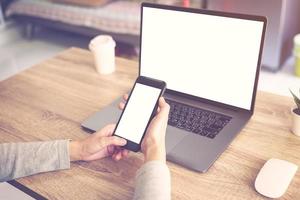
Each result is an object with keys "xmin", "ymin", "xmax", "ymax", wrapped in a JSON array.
[
  {"xmin": 69, "ymin": 124, "xmax": 129, "ymax": 162},
  {"xmin": 119, "ymin": 94, "xmax": 170, "ymax": 163}
]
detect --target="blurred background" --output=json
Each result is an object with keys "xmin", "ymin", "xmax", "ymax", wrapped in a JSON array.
[{"xmin": 1, "ymin": 0, "xmax": 300, "ymax": 96}]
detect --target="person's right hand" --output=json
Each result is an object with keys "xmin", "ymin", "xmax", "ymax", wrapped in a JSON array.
[
  {"xmin": 119, "ymin": 94, "xmax": 170, "ymax": 163},
  {"xmin": 69, "ymin": 124, "xmax": 128, "ymax": 162}
]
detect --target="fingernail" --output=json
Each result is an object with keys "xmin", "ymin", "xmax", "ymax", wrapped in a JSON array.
[{"xmin": 121, "ymin": 139, "xmax": 127, "ymax": 145}]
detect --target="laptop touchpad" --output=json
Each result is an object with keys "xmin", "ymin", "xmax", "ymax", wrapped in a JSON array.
[
  {"xmin": 166, "ymin": 126, "xmax": 187, "ymax": 153},
  {"xmin": 81, "ymin": 98, "xmax": 122, "ymax": 132}
]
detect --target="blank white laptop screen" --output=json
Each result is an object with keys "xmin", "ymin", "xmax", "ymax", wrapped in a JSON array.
[{"xmin": 140, "ymin": 7, "xmax": 264, "ymax": 110}]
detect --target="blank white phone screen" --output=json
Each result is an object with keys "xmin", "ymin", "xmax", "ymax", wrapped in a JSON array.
[{"xmin": 114, "ymin": 83, "xmax": 161, "ymax": 143}]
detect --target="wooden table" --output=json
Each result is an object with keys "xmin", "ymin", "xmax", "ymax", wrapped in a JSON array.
[{"xmin": 0, "ymin": 48, "xmax": 299, "ymax": 200}]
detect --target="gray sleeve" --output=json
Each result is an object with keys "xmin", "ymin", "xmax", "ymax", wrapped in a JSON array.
[
  {"xmin": 0, "ymin": 140, "xmax": 70, "ymax": 182},
  {"xmin": 133, "ymin": 161, "xmax": 171, "ymax": 200}
]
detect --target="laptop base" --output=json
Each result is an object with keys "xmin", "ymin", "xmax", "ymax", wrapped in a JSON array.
[{"xmin": 81, "ymin": 95, "xmax": 250, "ymax": 172}]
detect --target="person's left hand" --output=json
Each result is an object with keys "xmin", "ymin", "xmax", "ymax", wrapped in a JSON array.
[{"xmin": 69, "ymin": 124, "xmax": 129, "ymax": 161}]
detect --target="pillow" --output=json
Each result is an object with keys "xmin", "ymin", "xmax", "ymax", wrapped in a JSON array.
[
  {"xmin": 129, "ymin": 0, "xmax": 180, "ymax": 5},
  {"xmin": 129, "ymin": 0, "xmax": 156, "ymax": 2},
  {"xmin": 51, "ymin": 0, "xmax": 112, "ymax": 7}
]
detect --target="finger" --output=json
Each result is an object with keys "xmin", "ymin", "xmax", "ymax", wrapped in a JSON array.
[
  {"xmin": 119, "ymin": 102, "xmax": 125, "ymax": 110},
  {"xmin": 101, "ymin": 136, "xmax": 127, "ymax": 147},
  {"xmin": 103, "ymin": 123, "xmax": 116, "ymax": 131},
  {"xmin": 113, "ymin": 146, "xmax": 122, "ymax": 153},
  {"xmin": 119, "ymin": 94, "xmax": 129, "ymax": 110},
  {"xmin": 97, "ymin": 124, "xmax": 116, "ymax": 137},
  {"xmin": 112, "ymin": 152, "xmax": 118, "ymax": 160},
  {"xmin": 123, "ymin": 94, "xmax": 129, "ymax": 101},
  {"xmin": 112, "ymin": 152, "xmax": 119, "ymax": 161},
  {"xmin": 116, "ymin": 147, "xmax": 129, "ymax": 159},
  {"xmin": 115, "ymin": 151, "xmax": 122, "ymax": 161},
  {"xmin": 156, "ymin": 106, "xmax": 161, "ymax": 113},
  {"xmin": 112, "ymin": 148, "xmax": 122, "ymax": 159},
  {"xmin": 157, "ymin": 97, "xmax": 170, "ymax": 116},
  {"xmin": 107, "ymin": 145, "xmax": 115, "ymax": 155},
  {"xmin": 121, "ymin": 149, "xmax": 129, "ymax": 157},
  {"xmin": 159, "ymin": 97, "xmax": 167, "ymax": 106},
  {"xmin": 156, "ymin": 97, "xmax": 168, "ymax": 113}
]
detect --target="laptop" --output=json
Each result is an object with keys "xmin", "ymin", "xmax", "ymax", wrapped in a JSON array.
[{"xmin": 82, "ymin": 3, "xmax": 267, "ymax": 172}]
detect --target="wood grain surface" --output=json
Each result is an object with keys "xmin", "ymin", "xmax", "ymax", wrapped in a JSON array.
[{"xmin": 0, "ymin": 47, "xmax": 299, "ymax": 200}]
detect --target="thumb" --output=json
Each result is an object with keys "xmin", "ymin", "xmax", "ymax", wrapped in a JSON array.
[
  {"xmin": 101, "ymin": 136, "xmax": 127, "ymax": 147},
  {"xmin": 97, "ymin": 124, "xmax": 116, "ymax": 137},
  {"xmin": 157, "ymin": 97, "xmax": 170, "ymax": 117}
]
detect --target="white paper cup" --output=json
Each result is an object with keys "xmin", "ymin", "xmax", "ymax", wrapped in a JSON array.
[{"xmin": 89, "ymin": 35, "xmax": 116, "ymax": 74}]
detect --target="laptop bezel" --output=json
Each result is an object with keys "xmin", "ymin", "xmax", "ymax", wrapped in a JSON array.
[{"xmin": 138, "ymin": 3, "xmax": 267, "ymax": 114}]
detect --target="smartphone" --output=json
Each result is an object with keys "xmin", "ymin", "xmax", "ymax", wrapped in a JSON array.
[{"xmin": 113, "ymin": 76, "xmax": 166, "ymax": 152}]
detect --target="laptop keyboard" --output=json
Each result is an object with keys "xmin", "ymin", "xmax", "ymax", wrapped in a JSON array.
[{"xmin": 166, "ymin": 99, "xmax": 232, "ymax": 139}]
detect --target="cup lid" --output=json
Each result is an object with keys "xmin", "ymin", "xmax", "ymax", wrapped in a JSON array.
[{"xmin": 89, "ymin": 35, "xmax": 116, "ymax": 50}]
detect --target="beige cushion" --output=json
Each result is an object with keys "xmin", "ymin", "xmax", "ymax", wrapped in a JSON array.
[{"xmin": 51, "ymin": 0, "xmax": 112, "ymax": 7}]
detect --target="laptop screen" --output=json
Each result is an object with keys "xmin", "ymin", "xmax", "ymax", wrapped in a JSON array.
[{"xmin": 140, "ymin": 6, "xmax": 265, "ymax": 110}]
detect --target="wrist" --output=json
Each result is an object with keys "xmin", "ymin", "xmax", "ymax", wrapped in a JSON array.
[
  {"xmin": 144, "ymin": 146, "xmax": 166, "ymax": 163},
  {"xmin": 69, "ymin": 140, "xmax": 83, "ymax": 161}
]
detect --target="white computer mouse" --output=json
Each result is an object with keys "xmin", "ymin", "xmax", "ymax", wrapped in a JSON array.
[{"xmin": 254, "ymin": 158, "xmax": 298, "ymax": 198}]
